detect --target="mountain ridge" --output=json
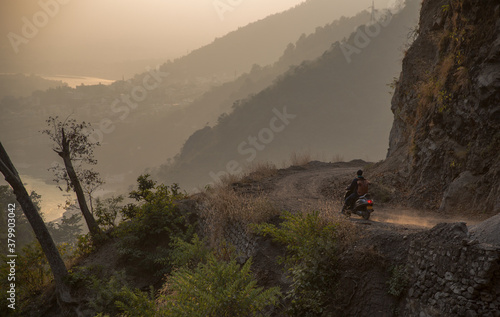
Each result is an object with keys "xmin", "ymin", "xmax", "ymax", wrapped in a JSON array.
[{"xmin": 157, "ymin": 0, "xmax": 421, "ymax": 190}]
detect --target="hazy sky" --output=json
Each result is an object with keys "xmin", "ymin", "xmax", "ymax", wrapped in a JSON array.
[{"xmin": 1, "ymin": 0, "xmax": 396, "ymax": 77}]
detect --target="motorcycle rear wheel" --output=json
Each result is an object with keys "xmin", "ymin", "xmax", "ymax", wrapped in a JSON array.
[{"xmin": 361, "ymin": 210, "xmax": 370, "ymax": 220}]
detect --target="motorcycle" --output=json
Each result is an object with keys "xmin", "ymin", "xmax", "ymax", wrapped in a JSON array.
[{"xmin": 342, "ymin": 192, "xmax": 374, "ymax": 220}]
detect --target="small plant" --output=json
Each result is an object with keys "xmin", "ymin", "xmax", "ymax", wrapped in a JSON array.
[
  {"xmin": 387, "ymin": 77, "xmax": 399, "ymax": 95},
  {"xmin": 75, "ymin": 231, "xmax": 107, "ymax": 257},
  {"xmin": 86, "ymin": 270, "xmax": 156, "ymax": 316},
  {"xmin": 114, "ymin": 286, "xmax": 157, "ymax": 317},
  {"xmin": 170, "ymin": 234, "xmax": 211, "ymax": 269},
  {"xmin": 159, "ymin": 254, "xmax": 281, "ymax": 317},
  {"xmin": 65, "ymin": 264, "xmax": 103, "ymax": 287},
  {"xmin": 437, "ymin": 89, "xmax": 452, "ymax": 113},
  {"xmin": 95, "ymin": 195, "xmax": 124, "ymax": 230},
  {"xmin": 114, "ymin": 175, "xmax": 194, "ymax": 278},
  {"xmin": 387, "ymin": 265, "xmax": 409, "ymax": 297},
  {"xmin": 253, "ymin": 210, "xmax": 341, "ymax": 316}
]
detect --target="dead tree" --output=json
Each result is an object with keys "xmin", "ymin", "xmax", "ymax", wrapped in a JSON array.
[{"xmin": 42, "ymin": 117, "xmax": 101, "ymax": 236}]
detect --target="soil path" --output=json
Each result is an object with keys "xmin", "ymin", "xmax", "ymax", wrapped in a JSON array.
[
  {"xmin": 262, "ymin": 161, "xmax": 480, "ymax": 229},
  {"xmin": 269, "ymin": 163, "xmax": 358, "ymax": 213}
]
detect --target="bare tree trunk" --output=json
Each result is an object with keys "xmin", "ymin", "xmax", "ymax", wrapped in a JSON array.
[
  {"xmin": 0, "ymin": 142, "xmax": 74, "ymax": 307},
  {"xmin": 58, "ymin": 129, "xmax": 100, "ymax": 236}
]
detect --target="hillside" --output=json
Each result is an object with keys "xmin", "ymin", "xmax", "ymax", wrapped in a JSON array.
[
  {"xmin": 157, "ymin": 0, "xmax": 421, "ymax": 190},
  {"xmin": 373, "ymin": 0, "xmax": 500, "ymax": 215},
  {"xmin": 13, "ymin": 161, "xmax": 499, "ymax": 316},
  {"xmin": 5, "ymin": 1, "xmax": 500, "ymax": 316},
  {"xmin": 165, "ymin": 0, "xmax": 377, "ymax": 79},
  {"xmin": 0, "ymin": 1, "xmax": 376, "ymax": 193},
  {"xmin": 170, "ymin": 10, "xmax": 373, "ymax": 136},
  {"xmin": 0, "ymin": 74, "xmax": 64, "ymax": 100}
]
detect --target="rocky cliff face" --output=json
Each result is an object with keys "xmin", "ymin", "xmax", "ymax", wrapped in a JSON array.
[{"xmin": 380, "ymin": 0, "xmax": 500, "ymax": 214}]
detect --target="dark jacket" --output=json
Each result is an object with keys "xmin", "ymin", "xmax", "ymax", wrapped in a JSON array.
[{"xmin": 346, "ymin": 178, "xmax": 358, "ymax": 196}]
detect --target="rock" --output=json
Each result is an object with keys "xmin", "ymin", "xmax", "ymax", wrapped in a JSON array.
[
  {"xmin": 445, "ymin": 272, "xmax": 454, "ymax": 281},
  {"xmin": 465, "ymin": 310, "xmax": 478, "ymax": 317},
  {"xmin": 481, "ymin": 292, "xmax": 494, "ymax": 302},
  {"xmin": 440, "ymin": 172, "xmax": 480, "ymax": 212}
]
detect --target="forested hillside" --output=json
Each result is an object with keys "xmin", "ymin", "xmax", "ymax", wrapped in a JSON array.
[
  {"xmin": 0, "ymin": 0, "xmax": 377, "ymax": 191},
  {"xmin": 157, "ymin": 0, "xmax": 421, "ymax": 190}
]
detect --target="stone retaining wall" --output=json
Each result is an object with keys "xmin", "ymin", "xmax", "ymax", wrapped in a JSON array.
[{"xmin": 404, "ymin": 223, "xmax": 500, "ymax": 317}]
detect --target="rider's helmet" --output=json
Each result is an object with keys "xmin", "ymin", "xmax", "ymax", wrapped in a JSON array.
[{"xmin": 357, "ymin": 170, "xmax": 363, "ymax": 178}]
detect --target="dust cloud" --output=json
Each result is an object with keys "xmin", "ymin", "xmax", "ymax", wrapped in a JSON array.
[{"xmin": 371, "ymin": 207, "xmax": 482, "ymax": 228}]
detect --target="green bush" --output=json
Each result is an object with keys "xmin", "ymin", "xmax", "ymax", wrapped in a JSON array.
[
  {"xmin": 169, "ymin": 234, "xmax": 211, "ymax": 269},
  {"xmin": 159, "ymin": 253, "xmax": 281, "ymax": 316},
  {"xmin": 114, "ymin": 286, "xmax": 157, "ymax": 317},
  {"xmin": 387, "ymin": 265, "xmax": 409, "ymax": 298},
  {"xmin": 81, "ymin": 270, "xmax": 158, "ymax": 316},
  {"xmin": 0, "ymin": 241, "xmax": 72, "ymax": 315},
  {"xmin": 95, "ymin": 195, "xmax": 124, "ymax": 230},
  {"xmin": 87, "ymin": 271, "xmax": 129, "ymax": 315},
  {"xmin": 114, "ymin": 175, "xmax": 194, "ymax": 277},
  {"xmin": 253, "ymin": 210, "xmax": 340, "ymax": 316}
]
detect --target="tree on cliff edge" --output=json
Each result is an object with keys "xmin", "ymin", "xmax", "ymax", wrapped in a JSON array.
[
  {"xmin": 42, "ymin": 116, "xmax": 101, "ymax": 236},
  {"xmin": 0, "ymin": 142, "xmax": 73, "ymax": 306}
]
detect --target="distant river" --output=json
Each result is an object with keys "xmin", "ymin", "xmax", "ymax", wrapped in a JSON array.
[
  {"xmin": 9, "ymin": 174, "xmax": 121, "ymax": 222},
  {"xmin": 41, "ymin": 74, "xmax": 116, "ymax": 88},
  {"xmin": 3, "ymin": 175, "xmax": 70, "ymax": 222}
]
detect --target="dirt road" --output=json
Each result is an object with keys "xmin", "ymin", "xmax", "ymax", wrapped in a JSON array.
[{"xmin": 255, "ymin": 161, "xmax": 480, "ymax": 229}]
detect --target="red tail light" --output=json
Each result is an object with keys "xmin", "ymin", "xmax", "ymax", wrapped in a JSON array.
[{"xmin": 367, "ymin": 200, "xmax": 373, "ymax": 204}]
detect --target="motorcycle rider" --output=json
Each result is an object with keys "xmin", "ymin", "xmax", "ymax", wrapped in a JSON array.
[{"xmin": 340, "ymin": 170, "xmax": 369, "ymax": 214}]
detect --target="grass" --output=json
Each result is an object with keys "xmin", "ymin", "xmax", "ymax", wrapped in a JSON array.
[
  {"xmin": 200, "ymin": 184, "xmax": 279, "ymax": 249},
  {"xmin": 289, "ymin": 150, "xmax": 312, "ymax": 166},
  {"xmin": 242, "ymin": 161, "xmax": 278, "ymax": 182}
]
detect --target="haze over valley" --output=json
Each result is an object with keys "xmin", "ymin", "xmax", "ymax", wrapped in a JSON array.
[
  {"xmin": 2, "ymin": 0, "xmax": 408, "ymax": 220},
  {"xmin": 1, "ymin": 1, "xmax": 499, "ymax": 315}
]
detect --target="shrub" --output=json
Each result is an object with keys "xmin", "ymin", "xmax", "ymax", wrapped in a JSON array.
[
  {"xmin": 87, "ymin": 271, "xmax": 129, "ymax": 315},
  {"xmin": 0, "ymin": 241, "xmax": 72, "ymax": 315},
  {"xmin": 95, "ymin": 195, "xmax": 124, "ymax": 230},
  {"xmin": 84, "ymin": 270, "xmax": 158, "ymax": 316},
  {"xmin": 158, "ymin": 253, "xmax": 281, "ymax": 316},
  {"xmin": 114, "ymin": 175, "xmax": 194, "ymax": 277},
  {"xmin": 114, "ymin": 286, "xmax": 157, "ymax": 317},
  {"xmin": 253, "ymin": 210, "xmax": 341, "ymax": 316},
  {"xmin": 387, "ymin": 265, "xmax": 409, "ymax": 298},
  {"xmin": 169, "ymin": 234, "xmax": 211, "ymax": 270}
]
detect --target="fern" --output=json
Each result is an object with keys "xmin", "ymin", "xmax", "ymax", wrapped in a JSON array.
[{"xmin": 160, "ymin": 254, "xmax": 281, "ymax": 316}]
